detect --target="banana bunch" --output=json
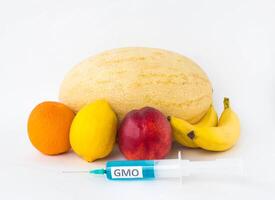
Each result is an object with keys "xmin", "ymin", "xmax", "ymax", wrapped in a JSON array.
[{"xmin": 169, "ymin": 98, "xmax": 240, "ymax": 151}]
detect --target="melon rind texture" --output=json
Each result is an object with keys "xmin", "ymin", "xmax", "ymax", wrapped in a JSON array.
[{"xmin": 59, "ymin": 47, "xmax": 212, "ymax": 123}]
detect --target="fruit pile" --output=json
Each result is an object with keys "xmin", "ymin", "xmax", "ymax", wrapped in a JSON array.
[{"xmin": 27, "ymin": 47, "xmax": 241, "ymax": 162}]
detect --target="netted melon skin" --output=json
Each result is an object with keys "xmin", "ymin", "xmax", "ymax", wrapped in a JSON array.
[{"xmin": 59, "ymin": 47, "xmax": 212, "ymax": 123}]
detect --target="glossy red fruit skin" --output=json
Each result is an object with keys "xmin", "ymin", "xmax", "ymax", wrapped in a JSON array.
[{"xmin": 118, "ymin": 107, "xmax": 172, "ymax": 160}]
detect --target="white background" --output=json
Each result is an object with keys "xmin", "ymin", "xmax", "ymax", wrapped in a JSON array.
[{"xmin": 0, "ymin": 0, "xmax": 274, "ymax": 199}]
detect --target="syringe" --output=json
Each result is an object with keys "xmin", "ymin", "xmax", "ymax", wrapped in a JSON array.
[{"xmin": 65, "ymin": 152, "xmax": 244, "ymax": 181}]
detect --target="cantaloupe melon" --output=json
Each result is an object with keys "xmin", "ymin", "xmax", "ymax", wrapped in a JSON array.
[{"xmin": 59, "ymin": 47, "xmax": 212, "ymax": 123}]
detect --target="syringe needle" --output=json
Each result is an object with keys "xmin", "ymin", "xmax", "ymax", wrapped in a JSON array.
[
  {"xmin": 62, "ymin": 169, "xmax": 106, "ymax": 174},
  {"xmin": 62, "ymin": 171, "xmax": 90, "ymax": 173}
]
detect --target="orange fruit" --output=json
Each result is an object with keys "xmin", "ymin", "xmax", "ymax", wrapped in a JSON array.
[{"xmin": 28, "ymin": 101, "xmax": 75, "ymax": 155}]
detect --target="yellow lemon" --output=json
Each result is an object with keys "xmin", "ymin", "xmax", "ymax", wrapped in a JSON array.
[{"xmin": 70, "ymin": 100, "xmax": 118, "ymax": 162}]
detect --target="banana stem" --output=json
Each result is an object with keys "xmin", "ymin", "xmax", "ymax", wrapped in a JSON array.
[{"xmin": 224, "ymin": 97, "xmax": 230, "ymax": 109}]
